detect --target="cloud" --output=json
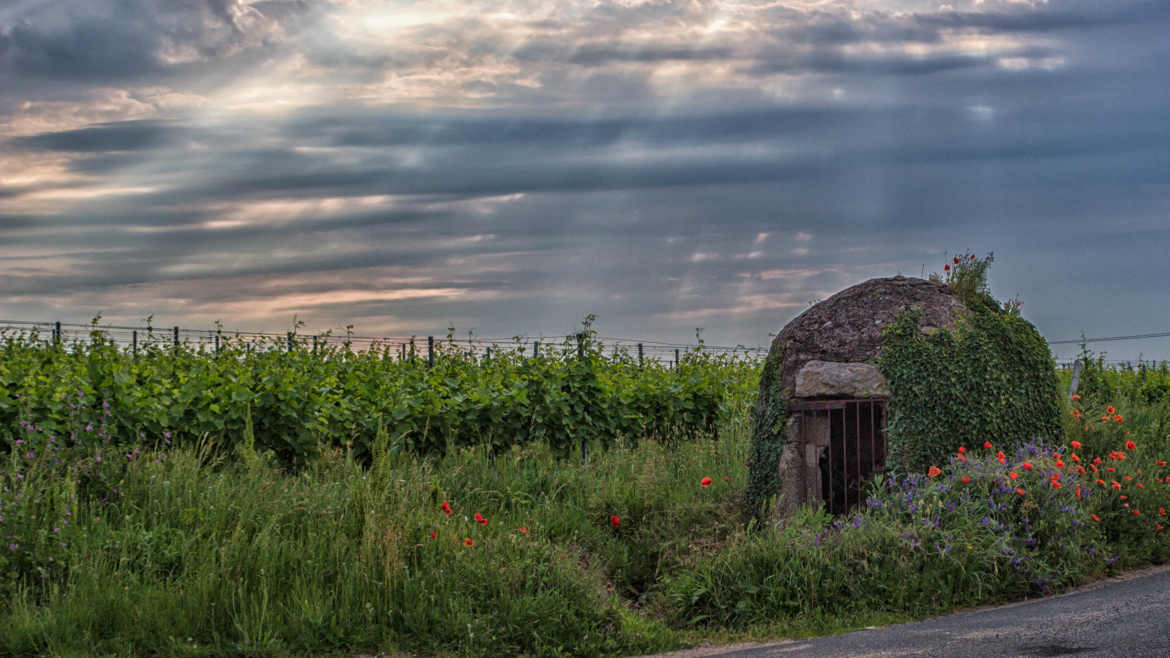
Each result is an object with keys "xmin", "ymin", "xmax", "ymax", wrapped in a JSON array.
[{"xmin": 1, "ymin": 0, "xmax": 1168, "ymax": 352}]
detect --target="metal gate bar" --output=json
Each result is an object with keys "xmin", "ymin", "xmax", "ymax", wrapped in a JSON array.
[{"xmin": 790, "ymin": 398, "xmax": 886, "ymax": 515}]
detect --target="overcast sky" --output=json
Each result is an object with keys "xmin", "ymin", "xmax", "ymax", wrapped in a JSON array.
[{"xmin": 2, "ymin": 0, "xmax": 1168, "ymax": 361}]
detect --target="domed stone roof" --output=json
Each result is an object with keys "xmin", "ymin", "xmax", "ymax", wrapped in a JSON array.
[{"xmin": 768, "ymin": 276, "xmax": 966, "ymax": 398}]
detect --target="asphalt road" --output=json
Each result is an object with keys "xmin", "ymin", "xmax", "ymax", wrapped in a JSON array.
[{"xmin": 652, "ymin": 564, "xmax": 1170, "ymax": 658}]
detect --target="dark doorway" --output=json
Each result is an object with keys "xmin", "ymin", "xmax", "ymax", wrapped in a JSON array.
[{"xmin": 791, "ymin": 399, "xmax": 887, "ymax": 515}]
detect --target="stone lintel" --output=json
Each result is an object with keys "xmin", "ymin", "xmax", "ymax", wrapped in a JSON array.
[{"xmin": 794, "ymin": 360, "xmax": 889, "ymax": 399}]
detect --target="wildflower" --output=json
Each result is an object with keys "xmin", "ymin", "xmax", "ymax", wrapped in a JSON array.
[
  {"xmin": 945, "ymin": 264, "xmax": 951, "ymax": 271},
  {"xmin": 1009, "ymin": 471, "xmax": 1019, "ymax": 479},
  {"xmin": 1050, "ymin": 480, "xmax": 1062, "ymax": 489},
  {"xmin": 610, "ymin": 515, "xmax": 620, "ymax": 528},
  {"xmin": 441, "ymin": 501, "xmax": 453, "ymax": 516},
  {"xmin": 464, "ymin": 538, "xmax": 475, "ymax": 546},
  {"xmin": 1071, "ymin": 394, "xmax": 1081, "ymax": 401},
  {"xmin": 1112, "ymin": 481, "xmax": 1122, "ymax": 490},
  {"xmin": 958, "ymin": 446, "xmax": 967, "ymax": 454},
  {"xmin": 953, "ymin": 256, "xmax": 960, "ymax": 264},
  {"xmin": 1123, "ymin": 475, "xmax": 1132, "ymax": 481},
  {"xmin": 961, "ymin": 475, "xmax": 971, "ymax": 483},
  {"xmin": 1016, "ymin": 488, "xmax": 1027, "ymax": 495},
  {"xmin": 1022, "ymin": 462, "xmax": 1034, "ymax": 470},
  {"xmin": 1137, "ymin": 483, "xmax": 1144, "ymax": 489},
  {"xmin": 1076, "ymin": 486, "xmax": 1082, "ymax": 500},
  {"xmin": 474, "ymin": 513, "xmax": 488, "ymax": 526},
  {"xmin": 700, "ymin": 477, "xmax": 713, "ymax": 488},
  {"xmin": 1070, "ymin": 440, "xmax": 1082, "ymax": 450},
  {"xmin": 1157, "ymin": 461, "xmax": 1167, "ymax": 467},
  {"xmin": 1055, "ymin": 458, "xmax": 1065, "ymax": 468},
  {"xmin": 1158, "ymin": 525, "xmax": 1165, "ymax": 531},
  {"xmin": 1132, "ymin": 509, "xmax": 1141, "ymax": 516},
  {"xmin": 1121, "ymin": 495, "xmax": 1128, "ymax": 501},
  {"xmin": 1092, "ymin": 514, "xmax": 1101, "ymax": 522},
  {"xmin": 430, "ymin": 530, "xmax": 436, "ymax": 539},
  {"xmin": 927, "ymin": 465, "xmax": 942, "ymax": 478},
  {"xmin": 1106, "ymin": 406, "xmax": 1116, "ymax": 415},
  {"xmin": 984, "ymin": 441, "xmax": 993, "ymax": 450},
  {"xmin": 519, "ymin": 527, "xmax": 530, "ymax": 535},
  {"xmin": 1114, "ymin": 414, "xmax": 1124, "ymax": 423},
  {"xmin": 1126, "ymin": 440, "xmax": 1136, "ymax": 450},
  {"xmin": 1072, "ymin": 409, "xmax": 1083, "ymax": 419},
  {"xmin": 723, "ymin": 476, "xmax": 729, "ymax": 481},
  {"xmin": 1161, "ymin": 508, "xmax": 1166, "ymax": 517}
]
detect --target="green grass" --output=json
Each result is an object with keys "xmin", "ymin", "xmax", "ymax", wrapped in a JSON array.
[{"xmin": 4, "ymin": 356, "xmax": 1170, "ymax": 656}]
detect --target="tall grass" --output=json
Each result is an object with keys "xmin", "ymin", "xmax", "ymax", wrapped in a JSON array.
[
  {"xmin": 3, "ymin": 355, "xmax": 1170, "ymax": 656},
  {"xmin": 2, "ymin": 416, "xmax": 751, "ymax": 656}
]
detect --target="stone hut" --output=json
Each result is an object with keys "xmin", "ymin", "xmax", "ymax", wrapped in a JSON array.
[{"xmin": 754, "ymin": 276, "xmax": 968, "ymax": 520}]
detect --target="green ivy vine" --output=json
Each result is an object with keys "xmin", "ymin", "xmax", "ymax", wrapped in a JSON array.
[
  {"xmin": 746, "ymin": 348, "xmax": 788, "ymax": 522},
  {"xmin": 878, "ymin": 302, "xmax": 1062, "ymax": 476}
]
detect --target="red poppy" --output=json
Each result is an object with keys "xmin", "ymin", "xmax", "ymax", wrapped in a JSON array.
[
  {"xmin": 430, "ymin": 530, "xmax": 437, "ymax": 539},
  {"xmin": 1022, "ymin": 462, "xmax": 1034, "ymax": 470},
  {"xmin": 1160, "ymin": 508, "xmax": 1167, "ymax": 517},
  {"xmin": 1009, "ymin": 471, "xmax": 1019, "ymax": 479},
  {"xmin": 464, "ymin": 537, "xmax": 475, "ymax": 546},
  {"xmin": 1092, "ymin": 514, "xmax": 1101, "ymax": 522},
  {"xmin": 928, "ymin": 465, "xmax": 942, "ymax": 478},
  {"xmin": 1115, "ymin": 414, "xmax": 1124, "ymax": 423},
  {"xmin": 970, "ymin": 254, "xmax": 976, "ymax": 260},
  {"xmin": 1075, "ymin": 486, "xmax": 1082, "ymax": 500},
  {"xmin": 1070, "ymin": 440, "xmax": 1082, "ymax": 450},
  {"xmin": 1137, "ymin": 483, "xmax": 1144, "ymax": 489},
  {"xmin": 1106, "ymin": 406, "xmax": 1116, "ymax": 415},
  {"xmin": 1121, "ymin": 495, "xmax": 1128, "ymax": 500},
  {"xmin": 1132, "ymin": 509, "xmax": 1141, "ymax": 516},
  {"xmin": 441, "ymin": 501, "xmax": 453, "ymax": 516},
  {"xmin": 1052, "ymin": 472, "xmax": 1062, "ymax": 481},
  {"xmin": 1165, "ymin": 476, "xmax": 1170, "ymax": 482},
  {"xmin": 1157, "ymin": 461, "xmax": 1167, "ymax": 467},
  {"xmin": 1158, "ymin": 525, "xmax": 1165, "ymax": 531},
  {"xmin": 519, "ymin": 527, "xmax": 530, "ymax": 535},
  {"xmin": 957, "ymin": 454, "xmax": 967, "ymax": 464},
  {"xmin": 1050, "ymin": 480, "xmax": 1062, "ymax": 489},
  {"xmin": 961, "ymin": 475, "xmax": 971, "ymax": 483},
  {"xmin": 700, "ymin": 477, "xmax": 713, "ymax": 488},
  {"xmin": 945, "ymin": 264, "xmax": 951, "ymax": 271},
  {"xmin": 953, "ymin": 256, "xmax": 960, "ymax": 264},
  {"xmin": 1055, "ymin": 458, "xmax": 1065, "ymax": 468},
  {"xmin": 1123, "ymin": 475, "xmax": 1132, "ymax": 481},
  {"xmin": 1016, "ymin": 488, "xmax": 1027, "ymax": 495},
  {"xmin": 1071, "ymin": 394, "xmax": 1081, "ymax": 401},
  {"xmin": 958, "ymin": 446, "xmax": 966, "ymax": 454},
  {"xmin": 1126, "ymin": 440, "xmax": 1137, "ymax": 450},
  {"xmin": 1097, "ymin": 479, "xmax": 1106, "ymax": 486},
  {"xmin": 1112, "ymin": 481, "xmax": 1122, "ymax": 489},
  {"xmin": 984, "ymin": 441, "xmax": 993, "ymax": 450},
  {"xmin": 610, "ymin": 515, "xmax": 620, "ymax": 528},
  {"xmin": 1071, "ymin": 453, "xmax": 1080, "ymax": 463}
]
